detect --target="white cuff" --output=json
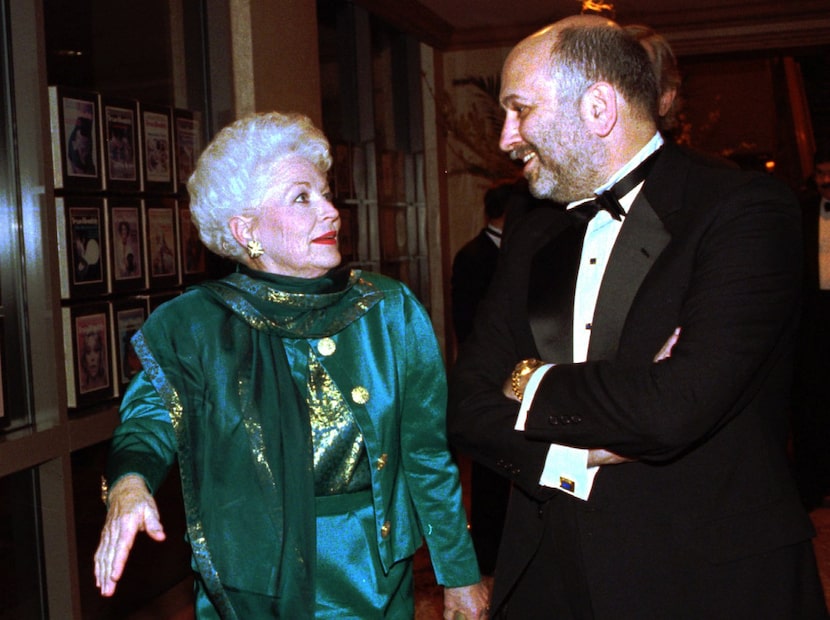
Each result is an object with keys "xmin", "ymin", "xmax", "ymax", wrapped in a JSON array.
[
  {"xmin": 514, "ymin": 364, "xmax": 554, "ymax": 431},
  {"xmin": 539, "ymin": 445, "xmax": 599, "ymax": 501}
]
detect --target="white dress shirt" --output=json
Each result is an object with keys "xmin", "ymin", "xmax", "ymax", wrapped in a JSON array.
[{"xmin": 515, "ymin": 132, "xmax": 664, "ymax": 500}]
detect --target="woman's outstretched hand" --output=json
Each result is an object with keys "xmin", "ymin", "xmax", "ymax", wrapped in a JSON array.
[{"xmin": 94, "ymin": 474, "xmax": 166, "ymax": 596}]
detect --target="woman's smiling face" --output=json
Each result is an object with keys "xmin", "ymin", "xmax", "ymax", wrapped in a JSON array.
[{"xmin": 251, "ymin": 155, "xmax": 341, "ymax": 278}]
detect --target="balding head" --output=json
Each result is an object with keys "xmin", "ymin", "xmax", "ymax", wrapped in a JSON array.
[{"xmin": 498, "ymin": 15, "xmax": 660, "ymax": 202}]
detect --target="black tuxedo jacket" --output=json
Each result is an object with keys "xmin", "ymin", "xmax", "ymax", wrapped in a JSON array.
[{"xmin": 449, "ymin": 143, "xmax": 823, "ymax": 618}]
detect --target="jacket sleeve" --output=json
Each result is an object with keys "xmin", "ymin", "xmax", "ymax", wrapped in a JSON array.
[
  {"xmin": 397, "ymin": 286, "xmax": 481, "ymax": 587},
  {"xmin": 448, "ymin": 209, "xmax": 562, "ymax": 500},
  {"xmin": 105, "ymin": 370, "xmax": 177, "ymax": 495}
]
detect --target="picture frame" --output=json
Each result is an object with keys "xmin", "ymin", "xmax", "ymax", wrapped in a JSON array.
[
  {"xmin": 174, "ymin": 108, "xmax": 201, "ymax": 195},
  {"xmin": 108, "ymin": 198, "xmax": 146, "ymax": 294},
  {"xmin": 112, "ymin": 297, "xmax": 148, "ymax": 393},
  {"xmin": 145, "ymin": 198, "xmax": 179, "ymax": 289},
  {"xmin": 56, "ymin": 197, "xmax": 108, "ymax": 299},
  {"xmin": 178, "ymin": 204, "xmax": 207, "ymax": 284},
  {"xmin": 48, "ymin": 86, "xmax": 103, "ymax": 192},
  {"xmin": 140, "ymin": 104, "xmax": 175, "ymax": 194},
  {"xmin": 101, "ymin": 96, "xmax": 141, "ymax": 193},
  {"xmin": 62, "ymin": 302, "xmax": 114, "ymax": 408}
]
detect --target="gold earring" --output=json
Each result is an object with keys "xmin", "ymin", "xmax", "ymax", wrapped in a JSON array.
[{"xmin": 246, "ymin": 239, "xmax": 264, "ymax": 259}]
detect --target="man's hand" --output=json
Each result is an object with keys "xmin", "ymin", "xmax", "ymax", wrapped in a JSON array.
[
  {"xmin": 94, "ymin": 474, "xmax": 166, "ymax": 597},
  {"xmin": 443, "ymin": 581, "xmax": 490, "ymax": 619}
]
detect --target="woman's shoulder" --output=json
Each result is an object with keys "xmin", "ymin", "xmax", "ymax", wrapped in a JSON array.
[
  {"xmin": 144, "ymin": 286, "xmax": 227, "ymax": 328},
  {"xmin": 354, "ymin": 270, "xmax": 410, "ymax": 296}
]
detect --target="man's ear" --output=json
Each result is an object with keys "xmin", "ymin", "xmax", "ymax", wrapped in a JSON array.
[
  {"xmin": 229, "ymin": 215, "xmax": 255, "ymax": 249},
  {"xmin": 580, "ymin": 82, "xmax": 617, "ymax": 138}
]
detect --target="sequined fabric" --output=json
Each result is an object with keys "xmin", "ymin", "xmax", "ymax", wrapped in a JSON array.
[{"xmin": 307, "ymin": 351, "xmax": 371, "ymax": 495}]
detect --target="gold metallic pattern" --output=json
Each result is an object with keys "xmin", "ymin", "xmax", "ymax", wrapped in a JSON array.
[
  {"xmin": 351, "ymin": 386, "xmax": 370, "ymax": 405},
  {"xmin": 201, "ymin": 269, "xmax": 384, "ymax": 338},
  {"xmin": 376, "ymin": 454, "xmax": 388, "ymax": 470},
  {"xmin": 307, "ymin": 353, "xmax": 370, "ymax": 495}
]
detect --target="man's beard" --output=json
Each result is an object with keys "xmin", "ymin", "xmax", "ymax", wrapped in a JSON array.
[{"xmin": 527, "ymin": 113, "xmax": 603, "ymax": 203}]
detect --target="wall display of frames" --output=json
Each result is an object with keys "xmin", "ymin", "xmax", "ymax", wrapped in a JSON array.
[
  {"xmin": 62, "ymin": 302, "xmax": 115, "ymax": 408},
  {"xmin": 102, "ymin": 96, "xmax": 141, "ymax": 193},
  {"xmin": 48, "ymin": 87, "xmax": 207, "ymax": 413},
  {"xmin": 140, "ymin": 104, "xmax": 176, "ymax": 195},
  {"xmin": 56, "ymin": 196, "xmax": 108, "ymax": 300},
  {"xmin": 145, "ymin": 198, "xmax": 180, "ymax": 289},
  {"xmin": 108, "ymin": 198, "xmax": 146, "ymax": 294},
  {"xmin": 48, "ymin": 86, "xmax": 103, "ymax": 192}
]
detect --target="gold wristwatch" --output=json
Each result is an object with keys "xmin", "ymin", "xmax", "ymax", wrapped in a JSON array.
[{"xmin": 511, "ymin": 358, "xmax": 543, "ymax": 401}]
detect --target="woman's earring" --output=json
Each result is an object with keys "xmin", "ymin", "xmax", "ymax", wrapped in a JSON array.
[{"xmin": 246, "ymin": 239, "xmax": 264, "ymax": 259}]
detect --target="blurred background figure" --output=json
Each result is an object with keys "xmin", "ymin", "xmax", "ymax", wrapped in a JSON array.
[
  {"xmin": 451, "ymin": 182, "xmax": 509, "ymax": 344},
  {"xmin": 792, "ymin": 141, "xmax": 830, "ymax": 511},
  {"xmin": 624, "ymin": 23, "xmax": 682, "ymax": 136}
]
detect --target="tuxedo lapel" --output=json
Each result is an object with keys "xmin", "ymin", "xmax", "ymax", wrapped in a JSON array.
[
  {"xmin": 528, "ymin": 223, "xmax": 585, "ymax": 362},
  {"xmin": 588, "ymin": 193, "xmax": 670, "ymax": 360}
]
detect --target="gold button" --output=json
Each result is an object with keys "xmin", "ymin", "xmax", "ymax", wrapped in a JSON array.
[
  {"xmin": 380, "ymin": 521, "xmax": 391, "ymax": 538},
  {"xmin": 376, "ymin": 453, "xmax": 388, "ymax": 470},
  {"xmin": 351, "ymin": 386, "xmax": 370, "ymax": 404},
  {"xmin": 317, "ymin": 337, "xmax": 336, "ymax": 356}
]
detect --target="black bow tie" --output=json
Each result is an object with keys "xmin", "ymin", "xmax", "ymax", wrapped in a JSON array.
[{"xmin": 568, "ymin": 150, "xmax": 660, "ymax": 224}]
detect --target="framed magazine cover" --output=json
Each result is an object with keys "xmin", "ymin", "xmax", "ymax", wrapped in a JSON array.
[
  {"xmin": 113, "ymin": 297, "xmax": 148, "ymax": 392},
  {"xmin": 56, "ymin": 197, "xmax": 108, "ymax": 299},
  {"xmin": 108, "ymin": 198, "xmax": 146, "ymax": 294},
  {"xmin": 101, "ymin": 96, "xmax": 141, "ymax": 193},
  {"xmin": 174, "ymin": 108, "xmax": 201, "ymax": 194},
  {"xmin": 145, "ymin": 198, "xmax": 179, "ymax": 288},
  {"xmin": 140, "ymin": 104, "xmax": 175, "ymax": 194},
  {"xmin": 48, "ymin": 86, "xmax": 103, "ymax": 192},
  {"xmin": 178, "ymin": 204, "xmax": 207, "ymax": 284},
  {"xmin": 62, "ymin": 302, "xmax": 114, "ymax": 408}
]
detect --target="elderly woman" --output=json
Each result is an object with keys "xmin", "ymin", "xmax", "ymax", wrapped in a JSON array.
[{"xmin": 94, "ymin": 112, "xmax": 487, "ymax": 619}]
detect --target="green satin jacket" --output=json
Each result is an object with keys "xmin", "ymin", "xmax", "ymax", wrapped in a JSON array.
[{"xmin": 106, "ymin": 269, "xmax": 479, "ymax": 618}]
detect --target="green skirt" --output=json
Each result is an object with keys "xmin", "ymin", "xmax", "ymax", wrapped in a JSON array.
[{"xmin": 315, "ymin": 490, "xmax": 414, "ymax": 619}]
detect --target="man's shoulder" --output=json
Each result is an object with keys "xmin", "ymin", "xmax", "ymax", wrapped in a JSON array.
[{"xmin": 454, "ymin": 230, "xmax": 498, "ymax": 263}]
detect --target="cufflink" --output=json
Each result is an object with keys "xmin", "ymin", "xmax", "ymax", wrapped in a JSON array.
[{"xmin": 559, "ymin": 477, "xmax": 575, "ymax": 492}]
